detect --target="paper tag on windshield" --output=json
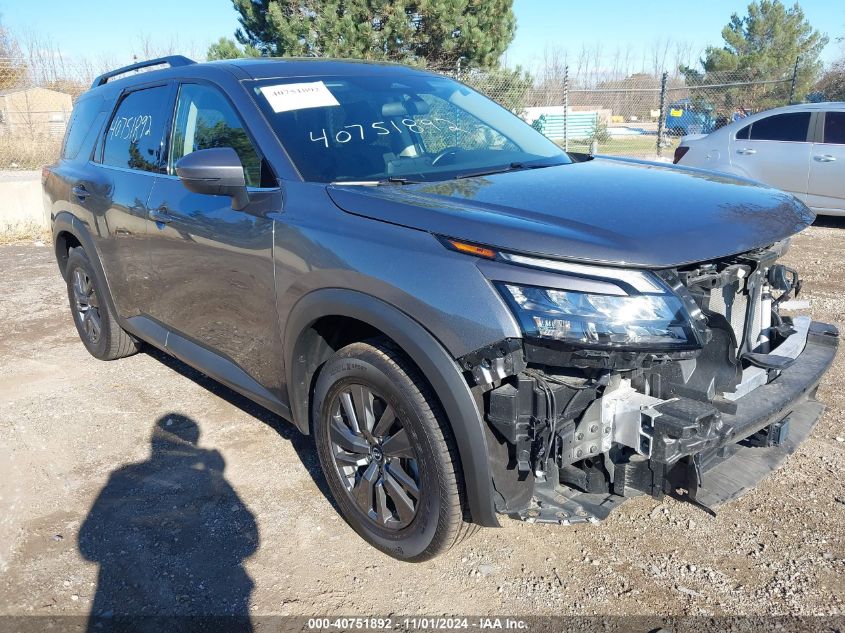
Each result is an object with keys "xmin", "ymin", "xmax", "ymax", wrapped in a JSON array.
[{"xmin": 260, "ymin": 81, "xmax": 340, "ymax": 113}]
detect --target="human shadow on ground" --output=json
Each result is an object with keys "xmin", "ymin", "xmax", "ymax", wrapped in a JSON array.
[
  {"xmin": 78, "ymin": 414, "xmax": 257, "ymax": 632},
  {"xmin": 143, "ymin": 346, "xmax": 336, "ymax": 510}
]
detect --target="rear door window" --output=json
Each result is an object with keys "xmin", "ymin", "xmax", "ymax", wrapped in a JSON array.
[
  {"xmin": 748, "ymin": 112, "xmax": 811, "ymax": 142},
  {"xmin": 102, "ymin": 85, "xmax": 171, "ymax": 172},
  {"xmin": 822, "ymin": 112, "xmax": 845, "ymax": 144}
]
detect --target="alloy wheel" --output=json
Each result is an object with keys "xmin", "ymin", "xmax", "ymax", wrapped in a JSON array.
[
  {"xmin": 328, "ymin": 384, "xmax": 421, "ymax": 530},
  {"xmin": 72, "ymin": 268, "xmax": 102, "ymax": 345}
]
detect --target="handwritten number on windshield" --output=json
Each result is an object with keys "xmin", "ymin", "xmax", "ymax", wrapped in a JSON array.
[{"xmin": 308, "ymin": 118, "xmax": 467, "ymax": 148}]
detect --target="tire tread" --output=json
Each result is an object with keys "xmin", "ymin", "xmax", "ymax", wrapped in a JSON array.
[
  {"xmin": 66, "ymin": 247, "xmax": 139, "ymax": 361},
  {"xmin": 314, "ymin": 337, "xmax": 479, "ymax": 561},
  {"xmin": 352, "ymin": 338, "xmax": 477, "ymax": 560}
]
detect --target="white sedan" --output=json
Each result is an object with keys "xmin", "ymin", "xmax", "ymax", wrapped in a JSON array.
[{"xmin": 674, "ymin": 102, "xmax": 845, "ymax": 216}]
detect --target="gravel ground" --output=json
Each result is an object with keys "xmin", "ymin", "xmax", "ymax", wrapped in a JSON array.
[{"xmin": 0, "ymin": 223, "xmax": 843, "ymax": 621}]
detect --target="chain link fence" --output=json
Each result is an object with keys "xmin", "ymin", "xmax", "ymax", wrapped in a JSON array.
[
  {"xmin": 0, "ymin": 57, "xmax": 801, "ymax": 170},
  {"xmin": 454, "ymin": 64, "xmax": 800, "ymax": 160},
  {"xmin": 0, "ymin": 58, "xmax": 94, "ymax": 170}
]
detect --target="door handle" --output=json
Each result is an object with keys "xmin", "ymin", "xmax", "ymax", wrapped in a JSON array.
[
  {"xmin": 736, "ymin": 148, "xmax": 757, "ymax": 155},
  {"xmin": 148, "ymin": 206, "xmax": 175, "ymax": 224},
  {"xmin": 814, "ymin": 154, "xmax": 836, "ymax": 162},
  {"xmin": 72, "ymin": 184, "xmax": 90, "ymax": 200}
]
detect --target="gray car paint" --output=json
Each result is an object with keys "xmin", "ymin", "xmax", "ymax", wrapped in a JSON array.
[
  {"xmin": 42, "ymin": 57, "xmax": 823, "ymax": 531},
  {"xmin": 327, "ymin": 157, "xmax": 815, "ymax": 268}
]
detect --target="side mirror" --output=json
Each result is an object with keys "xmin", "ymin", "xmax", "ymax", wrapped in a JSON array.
[{"xmin": 175, "ymin": 147, "xmax": 250, "ymax": 210}]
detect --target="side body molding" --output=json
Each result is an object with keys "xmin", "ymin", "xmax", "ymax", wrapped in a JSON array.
[{"xmin": 284, "ymin": 289, "xmax": 499, "ymax": 527}]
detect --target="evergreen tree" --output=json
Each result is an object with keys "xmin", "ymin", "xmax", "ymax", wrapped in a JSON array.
[
  {"xmin": 682, "ymin": 1, "xmax": 827, "ymax": 106},
  {"xmin": 230, "ymin": 0, "xmax": 516, "ymax": 70},
  {"xmin": 206, "ymin": 37, "xmax": 261, "ymax": 61},
  {"xmin": 462, "ymin": 65, "xmax": 532, "ymax": 113}
]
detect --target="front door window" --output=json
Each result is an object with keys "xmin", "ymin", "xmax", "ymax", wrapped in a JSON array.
[{"xmin": 168, "ymin": 83, "xmax": 268, "ymax": 187}]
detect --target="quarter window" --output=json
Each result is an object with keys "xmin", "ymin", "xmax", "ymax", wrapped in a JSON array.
[
  {"xmin": 63, "ymin": 97, "xmax": 103, "ymax": 160},
  {"xmin": 102, "ymin": 86, "xmax": 170, "ymax": 172},
  {"xmin": 168, "ymin": 83, "xmax": 266, "ymax": 187},
  {"xmin": 735, "ymin": 124, "xmax": 750, "ymax": 140},
  {"xmin": 823, "ymin": 112, "xmax": 845, "ymax": 145},
  {"xmin": 748, "ymin": 112, "xmax": 810, "ymax": 142}
]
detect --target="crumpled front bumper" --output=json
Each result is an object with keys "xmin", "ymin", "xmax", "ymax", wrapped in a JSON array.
[
  {"xmin": 518, "ymin": 319, "xmax": 839, "ymax": 524},
  {"xmin": 616, "ymin": 318, "xmax": 839, "ymax": 511},
  {"xmin": 678, "ymin": 319, "xmax": 838, "ymax": 508}
]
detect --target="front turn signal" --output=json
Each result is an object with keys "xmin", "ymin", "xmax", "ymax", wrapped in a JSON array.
[{"xmin": 445, "ymin": 239, "xmax": 498, "ymax": 260}]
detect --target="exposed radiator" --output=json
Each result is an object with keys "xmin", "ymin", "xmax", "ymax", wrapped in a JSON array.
[{"xmin": 706, "ymin": 277, "xmax": 764, "ymax": 351}]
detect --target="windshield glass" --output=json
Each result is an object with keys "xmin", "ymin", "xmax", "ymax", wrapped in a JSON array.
[{"xmin": 249, "ymin": 73, "xmax": 570, "ymax": 183}]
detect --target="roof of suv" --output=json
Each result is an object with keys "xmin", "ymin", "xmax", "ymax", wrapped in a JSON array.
[
  {"xmin": 88, "ymin": 56, "xmax": 432, "ymax": 96},
  {"xmin": 219, "ymin": 57, "xmax": 424, "ymax": 78}
]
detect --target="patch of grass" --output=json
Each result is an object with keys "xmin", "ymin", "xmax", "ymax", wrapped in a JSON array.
[
  {"xmin": 0, "ymin": 221, "xmax": 51, "ymax": 245},
  {"xmin": 0, "ymin": 135, "xmax": 61, "ymax": 170}
]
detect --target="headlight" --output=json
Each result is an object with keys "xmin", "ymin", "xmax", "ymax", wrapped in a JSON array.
[{"xmin": 499, "ymin": 283, "xmax": 697, "ymax": 349}]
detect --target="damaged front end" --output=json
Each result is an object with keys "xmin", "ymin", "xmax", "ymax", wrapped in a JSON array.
[{"xmin": 462, "ymin": 241, "xmax": 839, "ymax": 524}]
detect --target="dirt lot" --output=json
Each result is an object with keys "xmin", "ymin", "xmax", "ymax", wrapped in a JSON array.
[{"xmin": 1, "ymin": 223, "xmax": 843, "ymax": 621}]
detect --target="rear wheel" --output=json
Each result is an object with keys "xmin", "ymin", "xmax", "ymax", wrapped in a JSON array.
[
  {"xmin": 312, "ymin": 339, "xmax": 477, "ymax": 561},
  {"xmin": 65, "ymin": 247, "xmax": 139, "ymax": 361}
]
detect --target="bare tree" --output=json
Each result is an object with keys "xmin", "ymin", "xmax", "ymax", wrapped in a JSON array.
[
  {"xmin": 15, "ymin": 27, "xmax": 93, "ymax": 97},
  {"xmin": 649, "ymin": 38, "xmax": 672, "ymax": 76},
  {"xmin": 532, "ymin": 46, "xmax": 569, "ymax": 106},
  {"xmin": 574, "ymin": 44, "xmax": 589, "ymax": 87},
  {"xmin": 621, "ymin": 44, "xmax": 634, "ymax": 79},
  {"xmin": 132, "ymin": 33, "xmax": 204, "ymax": 63},
  {"xmin": 609, "ymin": 46, "xmax": 622, "ymax": 81},
  {"xmin": 591, "ymin": 48, "xmax": 601, "ymax": 84},
  {"xmin": 0, "ymin": 24, "xmax": 26, "ymax": 89},
  {"xmin": 672, "ymin": 40, "xmax": 699, "ymax": 77}
]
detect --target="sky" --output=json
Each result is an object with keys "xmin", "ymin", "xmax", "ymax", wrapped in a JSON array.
[
  {"xmin": 507, "ymin": 0, "xmax": 844, "ymax": 71},
  {"xmin": 0, "ymin": 0, "xmax": 843, "ymax": 71}
]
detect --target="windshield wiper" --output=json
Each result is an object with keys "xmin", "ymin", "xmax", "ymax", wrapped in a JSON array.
[
  {"xmin": 378, "ymin": 176, "xmax": 423, "ymax": 185},
  {"xmin": 454, "ymin": 161, "xmax": 560, "ymax": 180},
  {"xmin": 330, "ymin": 177, "xmax": 423, "ymax": 186}
]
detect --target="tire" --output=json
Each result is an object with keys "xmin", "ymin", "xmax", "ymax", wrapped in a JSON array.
[
  {"xmin": 312, "ymin": 339, "xmax": 478, "ymax": 561},
  {"xmin": 65, "ymin": 247, "xmax": 139, "ymax": 361}
]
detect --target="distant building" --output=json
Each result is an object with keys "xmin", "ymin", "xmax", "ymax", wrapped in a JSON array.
[{"xmin": 0, "ymin": 86, "xmax": 73, "ymax": 139}]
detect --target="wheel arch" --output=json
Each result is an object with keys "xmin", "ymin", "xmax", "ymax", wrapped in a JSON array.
[
  {"xmin": 284, "ymin": 288, "xmax": 499, "ymax": 527},
  {"xmin": 52, "ymin": 212, "xmax": 122, "ymax": 325},
  {"xmin": 54, "ymin": 229, "xmax": 82, "ymax": 279}
]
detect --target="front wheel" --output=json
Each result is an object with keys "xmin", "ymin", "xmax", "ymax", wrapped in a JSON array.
[{"xmin": 312, "ymin": 339, "xmax": 477, "ymax": 561}]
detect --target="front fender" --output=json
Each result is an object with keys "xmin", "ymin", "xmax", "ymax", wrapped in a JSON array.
[{"xmin": 284, "ymin": 288, "xmax": 499, "ymax": 527}]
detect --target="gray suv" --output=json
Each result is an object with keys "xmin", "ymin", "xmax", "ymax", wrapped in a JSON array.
[{"xmin": 44, "ymin": 56, "xmax": 838, "ymax": 561}]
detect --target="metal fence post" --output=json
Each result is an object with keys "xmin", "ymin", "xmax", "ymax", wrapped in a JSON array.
[
  {"xmin": 563, "ymin": 65, "xmax": 569, "ymax": 152},
  {"xmin": 656, "ymin": 71, "xmax": 668, "ymax": 159},
  {"xmin": 789, "ymin": 56, "xmax": 799, "ymax": 104}
]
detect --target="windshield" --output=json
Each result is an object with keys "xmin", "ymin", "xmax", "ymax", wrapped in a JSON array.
[{"xmin": 249, "ymin": 73, "xmax": 570, "ymax": 183}]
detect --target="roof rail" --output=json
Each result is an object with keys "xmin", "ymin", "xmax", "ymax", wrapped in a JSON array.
[{"xmin": 90, "ymin": 55, "xmax": 196, "ymax": 89}]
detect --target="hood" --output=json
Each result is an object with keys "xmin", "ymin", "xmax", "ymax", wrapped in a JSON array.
[{"xmin": 326, "ymin": 157, "xmax": 814, "ymax": 268}]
